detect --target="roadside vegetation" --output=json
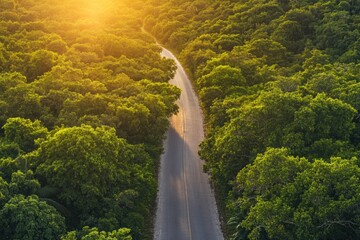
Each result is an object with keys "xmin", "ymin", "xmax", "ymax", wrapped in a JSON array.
[
  {"xmin": 145, "ymin": 0, "xmax": 360, "ymax": 239},
  {"xmin": 0, "ymin": 0, "xmax": 180, "ymax": 239}
]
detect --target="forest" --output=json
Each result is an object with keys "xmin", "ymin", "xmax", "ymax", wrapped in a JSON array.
[
  {"xmin": 0, "ymin": 0, "xmax": 180, "ymax": 239},
  {"xmin": 144, "ymin": 0, "xmax": 360, "ymax": 239},
  {"xmin": 1, "ymin": 0, "xmax": 360, "ymax": 239}
]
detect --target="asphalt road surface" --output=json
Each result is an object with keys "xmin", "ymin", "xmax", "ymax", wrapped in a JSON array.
[{"xmin": 154, "ymin": 47, "xmax": 224, "ymax": 240}]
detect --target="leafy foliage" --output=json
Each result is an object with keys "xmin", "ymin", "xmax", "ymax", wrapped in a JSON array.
[
  {"xmin": 230, "ymin": 148, "xmax": 360, "ymax": 240},
  {"xmin": 0, "ymin": 194, "xmax": 66, "ymax": 240},
  {"xmin": 0, "ymin": 0, "xmax": 180, "ymax": 239},
  {"xmin": 61, "ymin": 226, "xmax": 132, "ymax": 240},
  {"xmin": 147, "ymin": 0, "xmax": 360, "ymax": 239}
]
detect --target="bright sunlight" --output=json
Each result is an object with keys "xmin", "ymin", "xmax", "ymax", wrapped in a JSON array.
[{"xmin": 83, "ymin": 0, "xmax": 117, "ymax": 22}]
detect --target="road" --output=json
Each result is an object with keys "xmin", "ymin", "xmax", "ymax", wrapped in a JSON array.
[{"xmin": 154, "ymin": 47, "xmax": 224, "ymax": 240}]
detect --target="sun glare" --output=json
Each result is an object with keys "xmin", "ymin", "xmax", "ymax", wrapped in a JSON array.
[{"xmin": 85, "ymin": 0, "xmax": 116, "ymax": 22}]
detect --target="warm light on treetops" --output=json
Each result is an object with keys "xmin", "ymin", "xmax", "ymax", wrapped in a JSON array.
[
  {"xmin": 85, "ymin": 0, "xmax": 117, "ymax": 22},
  {"xmin": 52, "ymin": 0, "xmax": 139, "ymax": 27}
]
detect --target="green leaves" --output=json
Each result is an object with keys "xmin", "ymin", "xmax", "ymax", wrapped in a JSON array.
[
  {"xmin": 0, "ymin": 195, "xmax": 66, "ymax": 240},
  {"xmin": 3, "ymin": 117, "xmax": 48, "ymax": 153},
  {"xmin": 149, "ymin": 0, "xmax": 360, "ymax": 239},
  {"xmin": 232, "ymin": 148, "xmax": 360, "ymax": 240},
  {"xmin": 0, "ymin": 0, "xmax": 181, "ymax": 239},
  {"xmin": 9, "ymin": 170, "xmax": 40, "ymax": 196},
  {"xmin": 198, "ymin": 65, "xmax": 245, "ymax": 89},
  {"xmin": 35, "ymin": 126, "xmax": 127, "ymax": 206},
  {"xmin": 26, "ymin": 50, "xmax": 58, "ymax": 82},
  {"xmin": 30, "ymin": 125, "xmax": 156, "ymax": 237},
  {"xmin": 61, "ymin": 226, "xmax": 132, "ymax": 240}
]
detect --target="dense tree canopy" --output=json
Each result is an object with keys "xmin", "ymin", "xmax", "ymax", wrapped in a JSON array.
[
  {"xmin": 146, "ymin": 0, "xmax": 360, "ymax": 239},
  {"xmin": 2, "ymin": 0, "xmax": 360, "ymax": 239},
  {"xmin": 0, "ymin": 0, "xmax": 180, "ymax": 239},
  {"xmin": 0, "ymin": 194, "xmax": 66, "ymax": 240},
  {"xmin": 61, "ymin": 226, "xmax": 132, "ymax": 240},
  {"xmin": 230, "ymin": 148, "xmax": 360, "ymax": 240}
]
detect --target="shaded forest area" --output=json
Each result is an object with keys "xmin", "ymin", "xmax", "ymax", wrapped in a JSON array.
[
  {"xmin": 145, "ymin": 0, "xmax": 360, "ymax": 239},
  {"xmin": 0, "ymin": 0, "xmax": 181, "ymax": 239}
]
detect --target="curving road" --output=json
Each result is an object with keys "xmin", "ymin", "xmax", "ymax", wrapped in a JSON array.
[{"xmin": 154, "ymin": 47, "xmax": 224, "ymax": 240}]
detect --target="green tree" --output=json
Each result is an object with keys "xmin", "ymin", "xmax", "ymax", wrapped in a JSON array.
[
  {"xmin": 47, "ymin": 38, "xmax": 68, "ymax": 54},
  {"xmin": 271, "ymin": 20, "xmax": 305, "ymax": 53},
  {"xmin": 33, "ymin": 125, "xmax": 154, "ymax": 225},
  {"xmin": 292, "ymin": 94, "xmax": 356, "ymax": 145},
  {"xmin": 8, "ymin": 170, "xmax": 40, "ymax": 196},
  {"xmin": 0, "ymin": 195, "xmax": 66, "ymax": 240},
  {"xmin": 200, "ymin": 90, "xmax": 305, "ymax": 190},
  {"xmin": 3, "ymin": 117, "xmax": 48, "ymax": 152},
  {"xmin": 197, "ymin": 65, "xmax": 245, "ymax": 89},
  {"xmin": 1, "ymin": 84, "xmax": 45, "ymax": 123},
  {"xmin": 316, "ymin": 11, "xmax": 358, "ymax": 55},
  {"xmin": 244, "ymin": 38, "xmax": 289, "ymax": 66},
  {"xmin": 26, "ymin": 50, "xmax": 58, "ymax": 82},
  {"xmin": 0, "ymin": 72, "xmax": 27, "ymax": 93},
  {"xmin": 62, "ymin": 226, "xmax": 132, "ymax": 240},
  {"xmin": 230, "ymin": 148, "xmax": 360, "ymax": 240},
  {"xmin": 0, "ymin": 176, "xmax": 9, "ymax": 207}
]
